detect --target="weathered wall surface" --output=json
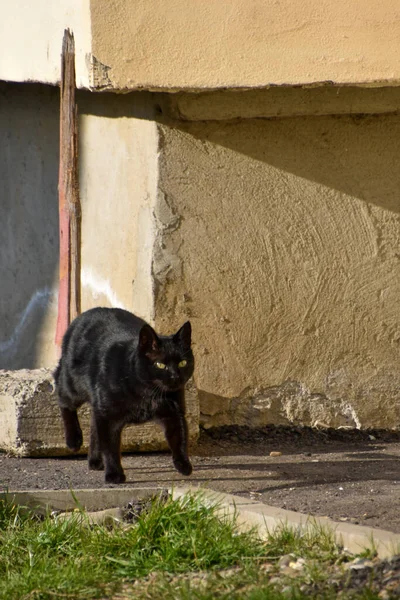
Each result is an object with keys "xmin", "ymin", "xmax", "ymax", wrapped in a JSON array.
[
  {"xmin": 0, "ymin": 86, "xmax": 160, "ymax": 369},
  {"xmin": 1, "ymin": 1, "xmax": 400, "ymax": 92},
  {"xmin": 153, "ymin": 112, "xmax": 400, "ymax": 429},
  {"xmin": 90, "ymin": 0, "xmax": 400, "ymax": 90},
  {"xmin": 2, "ymin": 82, "xmax": 399, "ymax": 430},
  {"xmin": 0, "ymin": 84, "xmax": 59, "ymax": 369}
]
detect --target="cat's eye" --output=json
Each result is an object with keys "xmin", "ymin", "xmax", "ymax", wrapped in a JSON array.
[
  {"xmin": 155, "ymin": 362, "xmax": 166, "ymax": 370},
  {"xmin": 178, "ymin": 360, "xmax": 187, "ymax": 368}
]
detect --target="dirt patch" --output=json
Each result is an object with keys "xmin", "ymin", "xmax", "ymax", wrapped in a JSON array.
[
  {"xmin": 1, "ymin": 425, "xmax": 399, "ymax": 534},
  {"xmin": 199, "ymin": 426, "xmax": 400, "ymax": 534},
  {"xmin": 113, "ymin": 555, "xmax": 400, "ymax": 599}
]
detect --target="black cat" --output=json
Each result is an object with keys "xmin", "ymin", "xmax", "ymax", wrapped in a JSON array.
[{"xmin": 54, "ymin": 307, "xmax": 194, "ymax": 484}]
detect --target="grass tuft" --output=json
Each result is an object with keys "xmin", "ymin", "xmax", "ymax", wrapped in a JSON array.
[{"xmin": 0, "ymin": 493, "xmax": 265, "ymax": 599}]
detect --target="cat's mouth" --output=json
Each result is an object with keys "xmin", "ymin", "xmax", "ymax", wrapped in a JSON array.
[{"xmin": 155, "ymin": 380, "xmax": 183, "ymax": 392}]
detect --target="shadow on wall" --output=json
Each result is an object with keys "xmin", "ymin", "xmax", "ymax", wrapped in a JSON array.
[
  {"xmin": 173, "ymin": 112, "xmax": 400, "ymax": 216},
  {"xmin": 153, "ymin": 108, "xmax": 400, "ymax": 401},
  {"xmin": 0, "ymin": 83, "xmax": 59, "ymax": 369}
]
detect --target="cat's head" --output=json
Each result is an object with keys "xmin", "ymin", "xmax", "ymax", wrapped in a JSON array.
[{"xmin": 136, "ymin": 321, "xmax": 194, "ymax": 391}]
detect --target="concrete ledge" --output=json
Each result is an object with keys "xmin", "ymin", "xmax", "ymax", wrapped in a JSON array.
[
  {"xmin": 1, "ymin": 486, "xmax": 399, "ymax": 559},
  {"xmin": 0, "ymin": 369, "xmax": 199, "ymax": 456},
  {"xmin": 163, "ymin": 86, "xmax": 400, "ymax": 121}
]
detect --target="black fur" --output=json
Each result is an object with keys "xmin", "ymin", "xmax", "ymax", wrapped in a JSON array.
[{"xmin": 54, "ymin": 307, "xmax": 194, "ymax": 484}]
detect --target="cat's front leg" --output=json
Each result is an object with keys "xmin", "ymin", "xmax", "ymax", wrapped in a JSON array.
[
  {"xmin": 93, "ymin": 414, "xmax": 126, "ymax": 484},
  {"xmin": 159, "ymin": 413, "xmax": 192, "ymax": 476},
  {"xmin": 88, "ymin": 410, "xmax": 104, "ymax": 471}
]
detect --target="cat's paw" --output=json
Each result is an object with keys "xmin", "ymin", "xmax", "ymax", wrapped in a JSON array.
[
  {"xmin": 66, "ymin": 429, "xmax": 83, "ymax": 453},
  {"xmin": 105, "ymin": 470, "xmax": 126, "ymax": 484},
  {"xmin": 88, "ymin": 457, "xmax": 104, "ymax": 471},
  {"xmin": 173, "ymin": 458, "xmax": 193, "ymax": 476}
]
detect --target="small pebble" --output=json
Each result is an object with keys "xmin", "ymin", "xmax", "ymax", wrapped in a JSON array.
[
  {"xmin": 270, "ymin": 451, "xmax": 282, "ymax": 457},
  {"xmin": 278, "ymin": 554, "xmax": 294, "ymax": 568},
  {"xmin": 289, "ymin": 558, "xmax": 306, "ymax": 571}
]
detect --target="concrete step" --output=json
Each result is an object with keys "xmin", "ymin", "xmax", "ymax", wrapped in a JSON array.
[{"xmin": 0, "ymin": 369, "xmax": 199, "ymax": 456}]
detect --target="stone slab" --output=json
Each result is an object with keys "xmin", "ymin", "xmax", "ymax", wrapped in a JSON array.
[
  {"xmin": 0, "ymin": 369, "xmax": 199, "ymax": 457},
  {"xmin": 0, "ymin": 487, "xmax": 164, "ymax": 513}
]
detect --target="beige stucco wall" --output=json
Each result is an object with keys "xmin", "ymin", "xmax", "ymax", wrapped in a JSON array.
[
  {"xmin": 152, "ymin": 111, "xmax": 400, "ymax": 429},
  {"xmin": 2, "ymin": 1, "xmax": 400, "ymax": 91},
  {"xmin": 90, "ymin": 0, "xmax": 400, "ymax": 90}
]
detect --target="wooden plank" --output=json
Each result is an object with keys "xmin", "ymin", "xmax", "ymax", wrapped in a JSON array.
[{"xmin": 55, "ymin": 29, "xmax": 81, "ymax": 351}]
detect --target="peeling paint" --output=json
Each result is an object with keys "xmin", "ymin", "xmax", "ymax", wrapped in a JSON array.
[
  {"xmin": 81, "ymin": 267, "xmax": 126, "ymax": 309},
  {"xmin": 0, "ymin": 269, "xmax": 126, "ymax": 359},
  {"xmin": 86, "ymin": 54, "xmax": 113, "ymax": 90},
  {"xmin": 199, "ymin": 380, "xmax": 400, "ymax": 431}
]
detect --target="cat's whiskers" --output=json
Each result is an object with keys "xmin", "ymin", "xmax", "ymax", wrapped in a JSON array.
[{"xmin": 149, "ymin": 383, "xmax": 164, "ymax": 404}]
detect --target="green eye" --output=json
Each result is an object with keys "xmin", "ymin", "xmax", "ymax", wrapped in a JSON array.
[
  {"xmin": 178, "ymin": 360, "xmax": 187, "ymax": 368},
  {"xmin": 155, "ymin": 362, "xmax": 166, "ymax": 370}
]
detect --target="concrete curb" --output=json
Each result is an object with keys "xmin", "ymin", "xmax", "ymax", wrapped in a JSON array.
[
  {"xmin": 1, "ymin": 486, "xmax": 399, "ymax": 558},
  {"xmin": 0, "ymin": 487, "xmax": 163, "ymax": 513},
  {"xmin": 172, "ymin": 486, "xmax": 400, "ymax": 559}
]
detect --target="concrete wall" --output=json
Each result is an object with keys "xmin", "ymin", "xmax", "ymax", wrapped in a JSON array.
[
  {"xmin": 1, "ymin": 83, "xmax": 399, "ymax": 429},
  {"xmin": 2, "ymin": 2, "xmax": 399, "ymax": 433},
  {"xmin": 0, "ymin": 85, "xmax": 160, "ymax": 368},
  {"xmin": 0, "ymin": 84, "xmax": 59, "ymax": 369},
  {"xmin": 0, "ymin": 1, "xmax": 91, "ymax": 88},
  {"xmin": 2, "ymin": 1, "xmax": 400, "ymax": 90},
  {"xmin": 152, "ymin": 106, "xmax": 400, "ymax": 430}
]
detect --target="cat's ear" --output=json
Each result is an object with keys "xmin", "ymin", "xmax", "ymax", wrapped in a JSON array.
[
  {"xmin": 138, "ymin": 324, "xmax": 160, "ymax": 355},
  {"xmin": 174, "ymin": 321, "xmax": 192, "ymax": 348}
]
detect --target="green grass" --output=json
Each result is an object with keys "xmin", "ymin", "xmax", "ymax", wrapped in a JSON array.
[
  {"xmin": 0, "ymin": 492, "xmax": 384, "ymax": 600},
  {"xmin": 0, "ymin": 492, "xmax": 267, "ymax": 599}
]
